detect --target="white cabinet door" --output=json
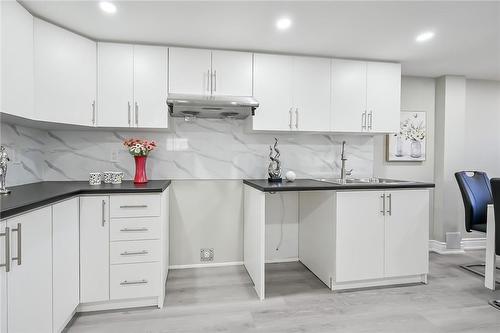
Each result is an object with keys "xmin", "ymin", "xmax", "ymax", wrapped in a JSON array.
[
  {"xmin": 292, "ymin": 56, "xmax": 331, "ymax": 131},
  {"xmin": 330, "ymin": 59, "xmax": 367, "ymax": 132},
  {"xmin": 53, "ymin": 198, "xmax": 79, "ymax": 332},
  {"xmin": 98, "ymin": 43, "xmax": 134, "ymax": 127},
  {"xmin": 252, "ymin": 53, "xmax": 293, "ymax": 131},
  {"xmin": 211, "ymin": 50, "xmax": 253, "ymax": 96},
  {"xmin": 168, "ymin": 47, "xmax": 211, "ymax": 95},
  {"xmin": 385, "ymin": 190, "xmax": 429, "ymax": 277},
  {"xmin": 335, "ymin": 191, "xmax": 385, "ymax": 282},
  {"xmin": 133, "ymin": 45, "xmax": 168, "ymax": 128},
  {"xmin": 34, "ymin": 18, "xmax": 97, "ymax": 126},
  {"xmin": 80, "ymin": 196, "xmax": 110, "ymax": 303},
  {"xmin": 1, "ymin": 0, "xmax": 34, "ymax": 119},
  {"xmin": 7, "ymin": 207, "xmax": 52, "ymax": 333},
  {"xmin": 366, "ymin": 62, "xmax": 401, "ymax": 133},
  {"xmin": 0, "ymin": 221, "xmax": 7, "ymax": 333}
]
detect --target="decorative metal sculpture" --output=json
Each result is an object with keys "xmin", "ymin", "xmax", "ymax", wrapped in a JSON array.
[
  {"xmin": 0, "ymin": 145, "xmax": 11, "ymax": 194},
  {"xmin": 267, "ymin": 138, "xmax": 282, "ymax": 183}
]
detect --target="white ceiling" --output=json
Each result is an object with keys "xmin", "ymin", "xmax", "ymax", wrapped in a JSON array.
[{"xmin": 22, "ymin": 0, "xmax": 500, "ymax": 80}]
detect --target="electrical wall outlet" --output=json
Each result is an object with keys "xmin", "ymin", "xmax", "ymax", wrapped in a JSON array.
[
  {"xmin": 446, "ymin": 232, "xmax": 462, "ymax": 250},
  {"xmin": 110, "ymin": 150, "xmax": 119, "ymax": 162},
  {"xmin": 200, "ymin": 248, "xmax": 214, "ymax": 262}
]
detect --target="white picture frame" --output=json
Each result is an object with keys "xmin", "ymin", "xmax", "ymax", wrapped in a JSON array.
[{"xmin": 386, "ymin": 111, "xmax": 426, "ymax": 162}]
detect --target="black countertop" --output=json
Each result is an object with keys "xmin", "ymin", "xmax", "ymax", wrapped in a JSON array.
[
  {"xmin": 0, "ymin": 180, "xmax": 171, "ymax": 219},
  {"xmin": 243, "ymin": 179, "xmax": 435, "ymax": 192}
]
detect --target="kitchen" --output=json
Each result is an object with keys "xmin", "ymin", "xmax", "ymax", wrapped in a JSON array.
[{"xmin": 1, "ymin": 1, "xmax": 500, "ymax": 332}]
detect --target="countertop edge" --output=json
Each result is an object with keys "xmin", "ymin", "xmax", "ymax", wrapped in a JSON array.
[
  {"xmin": 243, "ymin": 179, "xmax": 435, "ymax": 192},
  {"xmin": 0, "ymin": 180, "xmax": 171, "ymax": 220}
]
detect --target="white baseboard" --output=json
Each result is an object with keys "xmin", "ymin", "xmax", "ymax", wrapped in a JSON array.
[
  {"xmin": 169, "ymin": 258, "xmax": 300, "ymax": 269},
  {"xmin": 169, "ymin": 261, "xmax": 244, "ymax": 269},
  {"xmin": 429, "ymin": 237, "xmax": 486, "ymax": 254},
  {"xmin": 266, "ymin": 257, "xmax": 299, "ymax": 264}
]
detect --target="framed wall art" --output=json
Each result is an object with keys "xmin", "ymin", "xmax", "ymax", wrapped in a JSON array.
[{"xmin": 386, "ymin": 111, "xmax": 426, "ymax": 162}]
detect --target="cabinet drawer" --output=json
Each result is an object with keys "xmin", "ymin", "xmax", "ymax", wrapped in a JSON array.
[
  {"xmin": 110, "ymin": 217, "xmax": 160, "ymax": 241},
  {"xmin": 110, "ymin": 262, "xmax": 160, "ymax": 300},
  {"xmin": 110, "ymin": 194, "xmax": 161, "ymax": 218},
  {"xmin": 110, "ymin": 240, "xmax": 160, "ymax": 264}
]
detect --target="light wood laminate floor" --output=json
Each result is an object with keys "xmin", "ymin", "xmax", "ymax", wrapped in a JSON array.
[{"xmin": 67, "ymin": 251, "xmax": 500, "ymax": 332}]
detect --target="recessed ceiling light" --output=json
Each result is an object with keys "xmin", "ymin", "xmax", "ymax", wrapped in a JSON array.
[
  {"xmin": 99, "ymin": 1, "xmax": 117, "ymax": 14},
  {"xmin": 276, "ymin": 17, "xmax": 292, "ymax": 30},
  {"xmin": 416, "ymin": 31, "xmax": 435, "ymax": 43}
]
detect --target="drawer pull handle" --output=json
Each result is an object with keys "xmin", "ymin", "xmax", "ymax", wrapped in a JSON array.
[
  {"xmin": 0, "ymin": 227, "xmax": 10, "ymax": 272},
  {"xmin": 120, "ymin": 279, "xmax": 148, "ymax": 286},
  {"xmin": 119, "ymin": 205, "xmax": 148, "ymax": 209},
  {"xmin": 120, "ymin": 250, "xmax": 148, "ymax": 256},
  {"xmin": 120, "ymin": 227, "xmax": 148, "ymax": 232}
]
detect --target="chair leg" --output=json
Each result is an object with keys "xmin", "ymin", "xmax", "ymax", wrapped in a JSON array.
[
  {"xmin": 489, "ymin": 299, "xmax": 500, "ymax": 310},
  {"xmin": 459, "ymin": 263, "xmax": 500, "ymax": 283}
]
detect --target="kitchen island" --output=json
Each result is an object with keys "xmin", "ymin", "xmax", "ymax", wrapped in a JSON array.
[{"xmin": 243, "ymin": 178, "xmax": 435, "ymax": 300}]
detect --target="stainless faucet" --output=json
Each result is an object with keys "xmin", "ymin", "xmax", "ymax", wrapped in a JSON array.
[{"xmin": 340, "ymin": 141, "xmax": 353, "ymax": 183}]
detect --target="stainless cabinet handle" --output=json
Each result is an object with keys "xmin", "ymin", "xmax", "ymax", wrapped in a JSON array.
[
  {"xmin": 119, "ymin": 205, "xmax": 148, "ymax": 209},
  {"xmin": 387, "ymin": 193, "xmax": 392, "ymax": 216},
  {"xmin": 368, "ymin": 111, "xmax": 373, "ymax": 131},
  {"xmin": 289, "ymin": 108, "xmax": 293, "ymax": 129},
  {"xmin": 213, "ymin": 70, "xmax": 217, "ymax": 92},
  {"xmin": 127, "ymin": 102, "xmax": 131, "ymax": 126},
  {"xmin": 207, "ymin": 69, "xmax": 210, "ymax": 92},
  {"xmin": 120, "ymin": 279, "xmax": 148, "ymax": 286},
  {"xmin": 120, "ymin": 227, "xmax": 149, "ymax": 232},
  {"xmin": 295, "ymin": 108, "xmax": 299, "ymax": 129},
  {"xmin": 92, "ymin": 100, "xmax": 96, "ymax": 125},
  {"xmin": 361, "ymin": 111, "xmax": 367, "ymax": 130},
  {"xmin": 380, "ymin": 194, "xmax": 386, "ymax": 216},
  {"xmin": 0, "ymin": 227, "xmax": 10, "ymax": 272},
  {"xmin": 102, "ymin": 200, "xmax": 106, "ymax": 227},
  {"xmin": 120, "ymin": 250, "xmax": 148, "ymax": 256},
  {"xmin": 135, "ymin": 102, "xmax": 139, "ymax": 126},
  {"xmin": 11, "ymin": 223, "xmax": 21, "ymax": 265}
]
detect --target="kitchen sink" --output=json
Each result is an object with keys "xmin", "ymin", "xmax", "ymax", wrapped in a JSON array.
[{"xmin": 315, "ymin": 178, "xmax": 413, "ymax": 185}]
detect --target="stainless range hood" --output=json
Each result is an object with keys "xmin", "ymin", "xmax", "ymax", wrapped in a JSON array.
[{"xmin": 167, "ymin": 94, "xmax": 259, "ymax": 120}]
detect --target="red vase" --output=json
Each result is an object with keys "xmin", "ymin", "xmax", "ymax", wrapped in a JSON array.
[{"xmin": 134, "ymin": 155, "xmax": 148, "ymax": 184}]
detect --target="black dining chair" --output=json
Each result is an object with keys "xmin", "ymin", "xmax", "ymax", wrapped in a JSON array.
[
  {"xmin": 488, "ymin": 178, "xmax": 500, "ymax": 310},
  {"xmin": 455, "ymin": 171, "xmax": 495, "ymax": 276}
]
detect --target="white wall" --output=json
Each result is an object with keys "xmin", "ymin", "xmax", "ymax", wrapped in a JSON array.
[
  {"xmin": 464, "ymin": 79, "xmax": 500, "ymax": 177},
  {"xmin": 373, "ymin": 76, "xmax": 435, "ymax": 182}
]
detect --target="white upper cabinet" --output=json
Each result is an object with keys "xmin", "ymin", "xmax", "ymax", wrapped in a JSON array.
[
  {"xmin": 331, "ymin": 59, "xmax": 401, "ymax": 133},
  {"xmin": 98, "ymin": 43, "xmax": 168, "ymax": 128},
  {"xmin": 366, "ymin": 61, "xmax": 401, "ymax": 133},
  {"xmin": 252, "ymin": 53, "xmax": 293, "ymax": 131},
  {"xmin": 133, "ymin": 45, "xmax": 168, "ymax": 128},
  {"xmin": 168, "ymin": 47, "xmax": 211, "ymax": 95},
  {"xmin": 292, "ymin": 56, "xmax": 331, "ymax": 132},
  {"xmin": 1, "ymin": 1, "xmax": 34, "ymax": 119},
  {"xmin": 34, "ymin": 18, "xmax": 97, "ymax": 126},
  {"xmin": 97, "ymin": 43, "xmax": 134, "ymax": 127},
  {"xmin": 252, "ymin": 53, "xmax": 330, "ymax": 132},
  {"xmin": 211, "ymin": 50, "xmax": 253, "ymax": 96},
  {"xmin": 331, "ymin": 59, "xmax": 367, "ymax": 132},
  {"xmin": 168, "ymin": 47, "xmax": 252, "ymax": 96}
]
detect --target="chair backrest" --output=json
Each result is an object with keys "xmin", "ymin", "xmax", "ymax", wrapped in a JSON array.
[
  {"xmin": 490, "ymin": 178, "xmax": 500, "ymax": 255},
  {"xmin": 455, "ymin": 171, "xmax": 492, "ymax": 232}
]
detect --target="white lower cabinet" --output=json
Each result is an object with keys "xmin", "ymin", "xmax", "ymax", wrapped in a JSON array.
[
  {"xmin": 53, "ymin": 198, "xmax": 80, "ymax": 332},
  {"xmin": 110, "ymin": 262, "xmax": 160, "ymax": 300},
  {"xmin": 3, "ymin": 207, "xmax": 53, "ymax": 333},
  {"xmin": 299, "ymin": 189, "xmax": 429, "ymax": 291},
  {"xmin": 79, "ymin": 191, "xmax": 169, "ymax": 311},
  {"xmin": 80, "ymin": 196, "xmax": 110, "ymax": 303},
  {"xmin": 335, "ymin": 191, "xmax": 385, "ymax": 282}
]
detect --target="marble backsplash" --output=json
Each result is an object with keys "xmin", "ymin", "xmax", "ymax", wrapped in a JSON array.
[{"xmin": 0, "ymin": 119, "xmax": 374, "ymax": 187}]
